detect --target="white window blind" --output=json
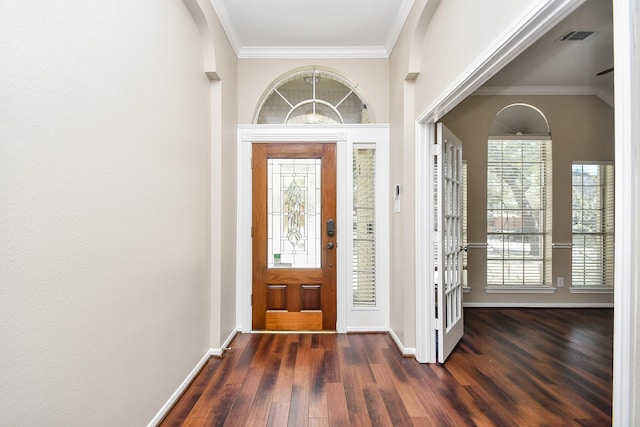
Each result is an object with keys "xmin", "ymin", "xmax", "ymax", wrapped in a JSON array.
[
  {"xmin": 352, "ymin": 146, "xmax": 376, "ymax": 306},
  {"xmin": 486, "ymin": 138, "xmax": 552, "ymax": 286},
  {"xmin": 571, "ymin": 163, "xmax": 614, "ymax": 287}
]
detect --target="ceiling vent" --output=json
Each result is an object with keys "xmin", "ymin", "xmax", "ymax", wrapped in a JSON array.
[{"xmin": 559, "ymin": 30, "xmax": 594, "ymax": 41}]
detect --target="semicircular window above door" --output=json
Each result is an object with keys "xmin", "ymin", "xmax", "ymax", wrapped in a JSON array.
[{"xmin": 254, "ymin": 69, "xmax": 373, "ymax": 124}]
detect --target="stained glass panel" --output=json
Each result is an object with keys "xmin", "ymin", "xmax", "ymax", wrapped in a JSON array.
[{"xmin": 267, "ymin": 158, "xmax": 321, "ymax": 268}]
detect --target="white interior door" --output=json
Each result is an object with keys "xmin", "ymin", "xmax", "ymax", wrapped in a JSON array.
[{"xmin": 435, "ymin": 122, "xmax": 464, "ymax": 362}]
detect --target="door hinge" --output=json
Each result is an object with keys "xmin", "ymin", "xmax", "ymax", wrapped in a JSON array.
[
  {"xmin": 251, "ymin": 226, "xmax": 253, "ymax": 238},
  {"xmin": 250, "ymin": 294, "xmax": 253, "ymax": 306},
  {"xmin": 250, "ymin": 156, "xmax": 253, "ymax": 170}
]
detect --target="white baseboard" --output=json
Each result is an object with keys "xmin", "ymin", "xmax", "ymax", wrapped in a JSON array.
[
  {"xmin": 346, "ymin": 326, "xmax": 390, "ymax": 333},
  {"xmin": 388, "ymin": 328, "xmax": 416, "ymax": 357},
  {"xmin": 147, "ymin": 350, "xmax": 212, "ymax": 427},
  {"xmin": 148, "ymin": 328, "xmax": 240, "ymax": 426},
  {"xmin": 463, "ymin": 302, "xmax": 614, "ymax": 308},
  {"xmin": 211, "ymin": 328, "xmax": 240, "ymax": 356}
]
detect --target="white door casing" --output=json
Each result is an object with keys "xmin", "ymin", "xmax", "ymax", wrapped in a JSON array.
[{"xmin": 236, "ymin": 125, "xmax": 390, "ymax": 334}]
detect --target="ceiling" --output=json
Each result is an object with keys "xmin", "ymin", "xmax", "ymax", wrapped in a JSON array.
[
  {"xmin": 210, "ymin": 0, "xmax": 613, "ymax": 104},
  {"xmin": 210, "ymin": 0, "xmax": 414, "ymax": 58},
  {"xmin": 478, "ymin": 0, "xmax": 613, "ymax": 106}
]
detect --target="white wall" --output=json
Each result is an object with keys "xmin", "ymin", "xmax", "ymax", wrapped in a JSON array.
[
  {"xmin": 0, "ymin": 1, "xmax": 212, "ymax": 425},
  {"xmin": 613, "ymin": 0, "xmax": 640, "ymax": 423}
]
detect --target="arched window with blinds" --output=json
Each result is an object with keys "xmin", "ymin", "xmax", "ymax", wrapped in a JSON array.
[{"xmin": 486, "ymin": 104, "xmax": 553, "ymax": 290}]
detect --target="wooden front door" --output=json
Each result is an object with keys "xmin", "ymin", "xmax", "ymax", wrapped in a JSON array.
[{"xmin": 252, "ymin": 143, "xmax": 337, "ymax": 331}]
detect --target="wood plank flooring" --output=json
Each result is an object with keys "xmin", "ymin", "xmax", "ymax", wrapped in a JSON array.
[{"xmin": 159, "ymin": 308, "xmax": 613, "ymax": 426}]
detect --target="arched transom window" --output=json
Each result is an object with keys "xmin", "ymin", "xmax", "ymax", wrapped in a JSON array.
[{"xmin": 254, "ymin": 69, "xmax": 373, "ymax": 125}]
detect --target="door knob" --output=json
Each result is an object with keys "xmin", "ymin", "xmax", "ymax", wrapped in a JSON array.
[{"xmin": 327, "ymin": 242, "xmax": 335, "ymax": 249}]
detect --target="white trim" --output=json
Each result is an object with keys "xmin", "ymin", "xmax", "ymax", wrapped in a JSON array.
[
  {"xmin": 416, "ymin": 0, "xmax": 586, "ymax": 124},
  {"xmin": 236, "ymin": 128, "xmax": 253, "ymax": 333},
  {"xmin": 389, "ymin": 328, "xmax": 417, "ymax": 357},
  {"xmin": 613, "ymin": 0, "xmax": 637, "ymax": 424},
  {"xmin": 552, "ymin": 242, "xmax": 573, "ymax": 249},
  {"xmin": 595, "ymin": 87, "xmax": 614, "ymax": 108},
  {"xmin": 414, "ymin": 122, "xmax": 435, "ymax": 363},
  {"xmin": 384, "ymin": 0, "xmax": 416, "ymax": 56},
  {"xmin": 346, "ymin": 131, "xmax": 391, "ymax": 328},
  {"xmin": 485, "ymin": 286, "xmax": 557, "ymax": 294},
  {"xmin": 210, "ymin": 328, "xmax": 240, "ymax": 357},
  {"xmin": 474, "ymin": 85, "xmax": 597, "ymax": 96},
  {"xmin": 473, "ymin": 85, "xmax": 614, "ymax": 108},
  {"xmin": 148, "ymin": 328, "xmax": 240, "ymax": 426},
  {"xmin": 572, "ymin": 160, "xmax": 615, "ymax": 165},
  {"xmin": 466, "ymin": 242, "xmax": 488, "ymax": 249},
  {"xmin": 346, "ymin": 326, "xmax": 390, "ymax": 333},
  {"xmin": 570, "ymin": 286, "xmax": 614, "ymax": 294},
  {"xmin": 238, "ymin": 46, "xmax": 389, "ymax": 59},
  {"xmin": 208, "ymin": 0, "xmax": 241, "ymax": 56},
  {"xmin": 464, "ymin": 302, "xmax": 614, "ymax": 308},
  {"xmin": 236, "ymin": 125, "xmax": 390, "ymax": 334},
  {"xmin": 147, "ymin": 350, "xmax": 213, "ymax": 427}
]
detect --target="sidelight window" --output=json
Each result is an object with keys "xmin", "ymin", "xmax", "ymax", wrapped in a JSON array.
[{"xmin": 352, "ymin": 145, "xmax": 376, "ymax": 307}]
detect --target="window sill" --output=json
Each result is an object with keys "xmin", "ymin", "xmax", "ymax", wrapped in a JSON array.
[
  {"xmin": 570, "ymin": 286, "xmax": 614, "ymax": 294},
  {"xmin": 485, "ymin": 286, "xmax": 557, "ymax": 294}
]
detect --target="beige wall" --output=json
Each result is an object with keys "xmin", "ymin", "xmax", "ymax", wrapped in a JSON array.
[
  {"xmin": 387, "ymin": 0, "xmax": 429, "ymax": 349},
  {"xmin": 0, "ymin": 0, "xmax": 218, "ymax": 424},
  {"xmin": 388, "ymin": 0, "xmax": 535, "ymax": 349},
  {"xmin": 413, "ymin": 0, "xmax": 532, "ymax": 116},
  {"xmin": 441, "ymin": 94, "xmax": 615, "ymax": 305},
  {"xmin": 208, "ymin": 3, "xmax": 239, "ymax": 350},
  {"xmin": 237, "ymin": 59, "xmax": 389, "ymax": 124}
]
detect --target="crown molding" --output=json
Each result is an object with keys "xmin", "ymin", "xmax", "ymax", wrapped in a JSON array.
[
  {"xmin": 385, "ymin": 0, "xmax": 415, "ymax": 55},
  {"xmin": 473, "ymin": 85, "xmax": 596, "ymax": 95},
  {"xmin": 237, "ymin": 46, "xmax": 389, "ymax": 59},
  {"xmin": 209, "ymin": 0, "xmax": 241, "ymax": 56},
  {"xmin": 595, "ymin": 87, "xmax": 614, "ymax": 107},
  {"xmin": 473, "ymin": 85, "xmax": 614, "ymax": 107}
]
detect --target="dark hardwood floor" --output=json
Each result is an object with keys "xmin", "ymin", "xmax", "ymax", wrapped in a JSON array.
[{"xmin": 159, "ymin": 308, "xmax": 613, "ymax": 426}]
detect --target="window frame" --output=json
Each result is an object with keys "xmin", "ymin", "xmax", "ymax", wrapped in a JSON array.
[
  {"xmin": 485, "ymin": 135, "xmax": 555, "ymax": 293},
  {"xmin": 352, "ymin": 144, "xmax": 377, "ymax": 307},
  {"xmin": 570, "ymin": 161, "xmax": 615, "ymax": 293}
]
